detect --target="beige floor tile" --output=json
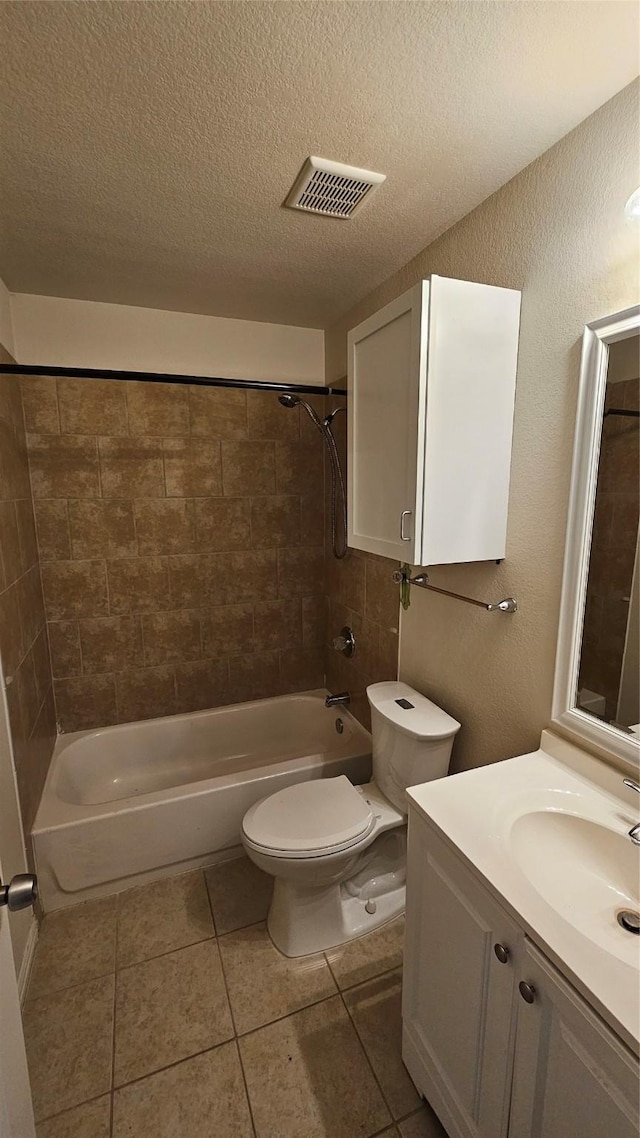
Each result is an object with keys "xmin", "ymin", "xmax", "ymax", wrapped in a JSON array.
[
  {"xmin": 205, "ymin": 855, "xmax": 272, "ymax": 934},
  {"xmin": 35, "ymin": 1095, "xmax": 111, "ymax": 1138},
  {"xmin": 344, "ymin": 969, "xmax": 422, "ymax": 1119},
  {"xmin": 28, "ymin": 897, "xmax": 117, "ymax": 997},
  {"xmin": 113, "ymin": 1042, "xmax": 253, "ymax": 1138},
  {"xmin": 398, "ymin": 1105, "xmax": 448, "ymax": 1138},
  {"xmin": 325, "ymin": 916, "xmax": 405, "ymax": 990},
  {"xmin": 23, "ymin": 976, "xmax": 114, "ymax": 1122},
  {"xmin": 114, "ymin": 938, "xmax": 234, "ymax": 1085},
  {"xmin": 116, "ymin": 869, "xmax": 214, "ymax": 967},
  {"xmin": 219, "ymin": 921, "xmax": 337, "ymax": 1033},
  {"xmin": 239, "ymin": 994, "xmax": 391, "ymax": 1138}
]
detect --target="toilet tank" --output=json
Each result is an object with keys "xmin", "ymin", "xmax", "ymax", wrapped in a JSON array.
[{"xmin": 367, "ymin": 681, "xmax": 460, "ymax": 813}]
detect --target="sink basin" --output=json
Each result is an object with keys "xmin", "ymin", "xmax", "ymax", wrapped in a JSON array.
[
  {"xmin": 510, "ymin": 811, "xmax": 640, "ymax": 964},
  {"xmin": 407, "ymin": 733, "xmax": 640, "ymax": 1050}
]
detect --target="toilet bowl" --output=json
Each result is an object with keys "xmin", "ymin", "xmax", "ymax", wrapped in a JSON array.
[{"xmin": 241, "ymin": 681, "xmax": 460, "ymax": 957}]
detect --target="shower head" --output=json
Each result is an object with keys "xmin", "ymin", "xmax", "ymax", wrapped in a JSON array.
[
  {"xmin": 323, "ymin": 406, "xmax": 346, "ymax": 428},
  {"xmin": 278, "ymin": 393, "xmax": 299, "ymax": 408}
]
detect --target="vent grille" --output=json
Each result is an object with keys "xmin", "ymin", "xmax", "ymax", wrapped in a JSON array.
[{"xmin": 285, "ymin": 157, "xmax": 385, "ymax": 219}]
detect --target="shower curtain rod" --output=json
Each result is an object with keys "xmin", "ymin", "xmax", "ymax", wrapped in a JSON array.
[{"xmin": 0, "ymin": 362, "xmax": 348, "ymax": 397}]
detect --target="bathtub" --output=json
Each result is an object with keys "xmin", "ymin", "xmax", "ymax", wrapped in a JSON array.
[{"xmin": 32, "ymin": 689, "xmax": 372, "ymax": 912}]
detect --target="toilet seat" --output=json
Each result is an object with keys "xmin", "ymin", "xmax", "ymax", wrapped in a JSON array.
[{"xmin": 242, "ymin": 775, "xmax": 376, "ymax": 859}]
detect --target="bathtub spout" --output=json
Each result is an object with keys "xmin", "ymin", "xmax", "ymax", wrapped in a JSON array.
[{"xmin": 325, "ymin": 692, "xmax": 351, "ymax": 708}]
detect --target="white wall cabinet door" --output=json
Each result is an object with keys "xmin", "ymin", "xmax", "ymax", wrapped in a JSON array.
[
  {"xmin": 509, "ymin": 939, "xmax": 639, "ymax": 1138},
  {"xmin": 402, "ymin": 814, "xmax": 521, "ymax": 1138},
  {"xmin": 347, "ymin": 282, "xmax": 429, "ymax": 562},
  {"xmin": 347, "ymin": 275, "xmax": 521, "ymax": 567}
]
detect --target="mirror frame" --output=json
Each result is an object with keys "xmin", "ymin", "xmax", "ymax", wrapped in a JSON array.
[{"xmin": 552, "ymin": 303, "xmax": 640, "ymax": 772}]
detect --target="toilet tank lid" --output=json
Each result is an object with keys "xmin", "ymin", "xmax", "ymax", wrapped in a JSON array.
[{"xmin": 367, "ymin": 682, "xmax": 461, "ymax": 740}]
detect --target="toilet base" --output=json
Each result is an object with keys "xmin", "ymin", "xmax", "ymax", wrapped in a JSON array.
[{"xmin": 267, "ymin": 874, "xmax": 405, "ymax": 957}]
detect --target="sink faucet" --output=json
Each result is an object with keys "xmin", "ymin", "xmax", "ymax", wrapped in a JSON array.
[
  {"xmin": 325, "ymin": 691, "xmax": 350, "ymax": 708},
  {"xmin": 623, "ymin": 779, "xmax": 640, "ymax": 845}
]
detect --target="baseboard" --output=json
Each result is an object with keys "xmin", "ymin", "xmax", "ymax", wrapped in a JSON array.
[{"xmin": 17, "ymin": 915, "xmax": 38, "ymax": 1005}]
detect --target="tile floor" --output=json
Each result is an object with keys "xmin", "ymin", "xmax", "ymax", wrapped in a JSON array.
[{"xmin": 23, "ymin": 857, "xmax": 447, "ymax": 1138}]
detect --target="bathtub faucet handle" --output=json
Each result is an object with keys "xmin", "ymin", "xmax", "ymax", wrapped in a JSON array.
[
  {"xmin": 332, "ymin": 626, "xmax": 356, "ymax": 658},
  {"xmin": 325, "ymin": 692, "xmax": 351, "ymax": 708}
]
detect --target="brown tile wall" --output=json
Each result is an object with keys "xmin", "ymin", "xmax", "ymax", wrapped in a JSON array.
[
  {"xmin": 0, "ymin": 351, "xmax": 56, "ymax": 831},
  {"xmin": 322, "ymin": 396, "xmax": 400, "ymax": 730},
  {"xmin": 24, "ymin": 377, "xmax": 326, "ymax": 732},
  {"xmin": 579, "ymin": 373, "xmax": 639, "ymax": 721}
]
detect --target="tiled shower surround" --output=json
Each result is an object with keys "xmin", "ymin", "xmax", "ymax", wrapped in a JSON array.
[
  {"xmin": 322, "ymin": 396, "xmax": 401, "ymax": 731},
  {"xmin": 0, "ymin": 350, "xmax": 55, "ymax": 830},
  {"xmin": 24, "ymin": 377, "xmax": 327, "ymax": 732},
  {"xmin": 20, "ymin": 373, "xmax": 399, "ymax": 735}
]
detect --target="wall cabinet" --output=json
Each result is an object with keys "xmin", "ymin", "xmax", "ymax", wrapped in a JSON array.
[
  {"xmin": 347, "ymin": 275, "xmax": 521, "ymax": 565},
  {"xmin": 403, "ymin": 810, "xmax": 639, "ymax": 1138}
]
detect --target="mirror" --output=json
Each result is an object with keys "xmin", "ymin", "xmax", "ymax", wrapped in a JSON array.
[
  {"xmin": 553, "ymin": 305, "xmax": 640, "ymax": 771},
  {"xmin": 577, "ymin": 334, "xmax": 639, "ymax": 733}
]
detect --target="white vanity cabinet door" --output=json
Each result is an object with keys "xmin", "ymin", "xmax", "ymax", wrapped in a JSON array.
[
  {"xmin": 402, "ymin": 812, "xmax": 521, "ymax": 1138},
  {"xmin": 509, "ymin": 940, "xmax": 639, "ymax": 1138},
  {"xmin": 347, "ymin": 281, "xmax": 429, "ymax": 562}
]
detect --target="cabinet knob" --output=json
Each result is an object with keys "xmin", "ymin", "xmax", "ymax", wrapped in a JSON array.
[
  {"xmin": 518, "ymin": 981, "xmax": 536, "ymax": 1004},
  {"xmin": 400, "ymin": 510, "xmax": 412, "ymax": 541},
  {"xmin": 494, "ymin": 943, "xmax": 510, "ymax": 964}
]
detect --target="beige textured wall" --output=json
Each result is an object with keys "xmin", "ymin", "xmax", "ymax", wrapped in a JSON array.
[
  {"xmin": 0, "ymin": 348, "xmax": 56, "ymax": 830},
  {"xmin": 24, "ymin": 376, "xmax": 325, "ymax": 732},
  {"xmin": 325, "ymin": 82, "xmax": 640, "ymax": 772},
  {"xmin": 10, "ymin": 293, "xmax": 325, "ymax": 385}
]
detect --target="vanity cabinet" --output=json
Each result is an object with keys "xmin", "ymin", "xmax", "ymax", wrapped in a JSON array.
[
  {"xmin": 509, "ymin": 940, "xmax": 639, "ymax": 1138},
  {"xmin": 347, "ymin": 275, "xmax": 521, "ymax": 566},
  {"xmin": 403, "ymin": 810, "xmax": 639, "ymax": 1138}
]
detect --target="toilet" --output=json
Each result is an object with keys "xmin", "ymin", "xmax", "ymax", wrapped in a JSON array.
[{"xmin": 241, "ymin": 680, "xmax": 460, "ymax": 957}]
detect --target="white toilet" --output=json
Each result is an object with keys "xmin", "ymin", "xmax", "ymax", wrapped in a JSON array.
[{"xmin": 241, "ymin": 680, "xmax": 460, "ymax": 957}]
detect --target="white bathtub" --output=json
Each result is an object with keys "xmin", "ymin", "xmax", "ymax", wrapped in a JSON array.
[{"xmin": 32, "ymin": 689, "xmax": 372, "ymax": 911}]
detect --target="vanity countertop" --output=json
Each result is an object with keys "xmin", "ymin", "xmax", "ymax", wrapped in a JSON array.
[{"xmin": 407, "ymin": 728, "xmax": 640, "ymax": 1055}]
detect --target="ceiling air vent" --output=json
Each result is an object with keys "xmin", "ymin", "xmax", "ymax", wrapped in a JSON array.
[{"xmin": 285, "ymin": 156, "xmax": 386, "ymax": 219}]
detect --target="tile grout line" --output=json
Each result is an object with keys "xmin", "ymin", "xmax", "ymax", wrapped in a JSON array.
[
  {"xmin": 337, "ymin": 983, "xmax": 396, "ymax": 1132},
  {"xmin": 397, "ymin": 1102, "xmax": 438, "ymax": 1127},
  {"xmin": 202, "ymin": 871, "xmax": 259, "ymax": 1138},
  {"xmin": 322, "ymin": 938, "xmax": 411, "ymax": 1129},
  {"xmin": 35, "ymin": 1090, "xmax": 113, "ymax": 1130},
  {"xmin": 27, "ymin": 914, "xmax": 230, "ymax": 1005},
  {"xmin": 232, "ymin": 988, "xmax": 340, "ymax": 1043},
  {"xmin": 109, "ymin": 896, "xmax": 120, "ymax": 1138},
  {"xmin": 232, "ymin": 1037, "xmax": 258, "ymax": 1138},
  {"xmin": 103, "ymin": 1036, "xmax": 240, "ymax": 1101}
]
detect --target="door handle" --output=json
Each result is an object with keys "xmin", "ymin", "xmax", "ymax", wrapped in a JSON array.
[
  {"xmin": 0, "ymin": 874, "xmax": 38, "ymax": 912},
  {"xmin": 400, "ymin": 510, "xmax": 412, "ymax": 541}
]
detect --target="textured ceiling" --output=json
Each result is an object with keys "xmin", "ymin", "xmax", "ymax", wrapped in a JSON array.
[{"xmin": 0, "ymin": 1, "xmax": 638, "ymax": 328}]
